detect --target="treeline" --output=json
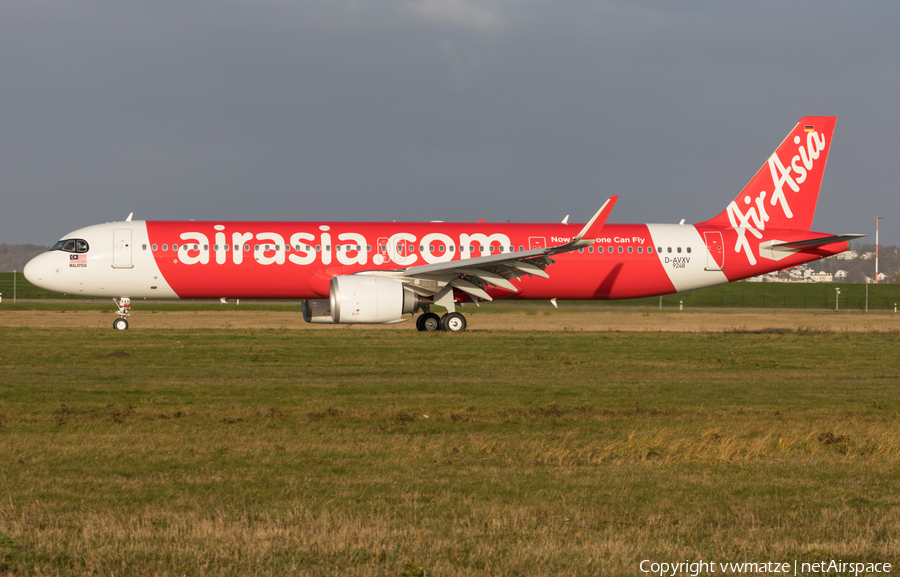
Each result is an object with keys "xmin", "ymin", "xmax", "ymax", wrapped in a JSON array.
[{"xmin": 0, "ymin": 244, "xmax": 49, "ymax": 272}]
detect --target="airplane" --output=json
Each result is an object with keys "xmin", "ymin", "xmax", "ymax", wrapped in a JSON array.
[{"xmin": 24, "ymin": 116, "xmax": 862, "ymax": 332}]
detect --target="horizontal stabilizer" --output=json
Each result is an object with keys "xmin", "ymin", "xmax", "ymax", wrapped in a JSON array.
[{"xmin": 769, "ymin": 234, "xmax": 865, "ymax": 251}]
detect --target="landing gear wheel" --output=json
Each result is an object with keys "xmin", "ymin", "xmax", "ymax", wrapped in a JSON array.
[
  {"xmin": 440, "ymin": 312, "xmax": 467, "ymax": 332},
  {"xmin": 113, "ymin": 318, "xmax": 129, "ymax": 331},
  {"xmin": 417, "ymin": 312, "xmax": 442, "ymax": 332}
]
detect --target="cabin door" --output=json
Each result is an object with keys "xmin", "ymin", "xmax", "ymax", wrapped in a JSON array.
[{"xmin": 703, "ymin": 231, "xmax": 724, "ymax": 271}]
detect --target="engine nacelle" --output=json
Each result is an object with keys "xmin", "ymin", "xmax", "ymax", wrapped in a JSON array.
[
  {"xmin": 330, "ymin": 275, "xmax": 418, "ymax": 324},
  {"xmin": 301, "ymin": 299, "xmax": 336, "ymax": 324}
]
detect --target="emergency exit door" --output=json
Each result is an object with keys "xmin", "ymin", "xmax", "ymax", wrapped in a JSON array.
[
  {"xmin": 113, "ymin": 229, "xmax": 133, "ymax": 267},
  {"xmin": 528, "ymin": 236, "xmax": 546, "ymax": 250},
  {"xmin": 703, "ymin": 231, "xmax": 724, "ymax": 271}
]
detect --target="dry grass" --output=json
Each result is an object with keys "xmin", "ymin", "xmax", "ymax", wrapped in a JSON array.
[
  {"xmin": 3, "ymin": 306, "xmax": 900, "ymax": 333},
  {"xmin": 0, "ymin": 327, "xmax": 899, "ymax": 575}
]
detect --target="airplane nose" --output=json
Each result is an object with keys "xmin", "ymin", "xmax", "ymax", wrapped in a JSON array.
[{"xmin": 23, "ymin": 252, "xmax": 48, "ymax": 286}]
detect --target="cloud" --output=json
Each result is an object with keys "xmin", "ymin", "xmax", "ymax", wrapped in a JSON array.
[{"xmin": 406, "ymin": 0, "xmax": 502, "ymax": 31}]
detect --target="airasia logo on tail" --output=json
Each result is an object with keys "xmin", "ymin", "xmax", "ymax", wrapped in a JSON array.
[{"xmin": 726, "ymin": 130, "xmax": 826, "ymax": 265}]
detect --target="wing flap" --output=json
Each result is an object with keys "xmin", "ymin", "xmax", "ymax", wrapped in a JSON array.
[{"xmin": 450, "ymin": 278, "xmax": 493, "ymax": 301}]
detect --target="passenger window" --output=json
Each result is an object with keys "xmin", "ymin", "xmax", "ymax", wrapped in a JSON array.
[
  {"xmin": 518, "ymin": 246, "xmax": 524, "ymax": 252},
  {"xmin": 667, "ymin": 247, "xmax": 672, "ymax": 253},
  {"xmin": 326, "ymin": 245, "xmax": 331, "ymax": 251},
  {"xmin": 438, "ymin": 246, "xmax": 445, "ymax": 253},
  {"xmin": 687, "ymin": 247, "xmax": 692, "ymax": 253},
  {"xmin": 428, "ymin": 245, "xmax": 434, "ymax": 251},
  {"xmin": 244, "ymin": 245, "xmax": 250, "ymax": 252},
  {"xmin": 213, "ymin": 245, "xmax": 218, "ymax": 251},
  {"xmin": 194, "ymin": 245, "xmax": 199, "ymax": 251},
  {"xmin": 255, "ymin": 245, "xmax": 260, "ymax": 251},
  {"xmin": 152, "ymin": 244, "xmax": 158, "ymax": 251},
  {"xmin": 173, "ymin": 244, "xmax": 179, "ymax": 251},
  {"xmin": 648, "ymin": 247, "xmax": 654, "ymax": 254},
  {"xmin": 628, "ymin": 246, "xmax": 633, "ymax": 253},
  {"xmin": 638, "ymin": 246, "xmax": 643, "ymax": 253},
  {"xmin": 588, "ymin": 246, "xmax": 593, "ymax": 253},
  {"xmin": 224, "ymin": 244, "xmax": 230, "ymax": 251},
  {"xmin": 336, "ymin": 245, "xmax": 341, "ymax": 252},
  {"xmin": 598, "ymin": 246, "xmax": 604, "ymax": 253},
  {"xmin": 275, "ymin": 245, "xmax": 280, "ymax": 251},
  {"xmin": 469, "ymin": 246, "xmax": 475, "ymax": 252},
  {"xmin": 356, "ymin": 245, "xmax": 361, "ymax": 251},
  {"xmin": 366, "ymin": 245, "xmax": 371, "ymax": 252},
  {"xmin": 608, "ymin": 246, "xmax": 613, "ymax": 253},
  {"xmin": 617, "ymin": 246, "xmax": 623, "ymax": 253},
  {"xmin": 449, "ymin": 246, "xmax": 454, "ymax": 252},
  {"xmin": 578, "ymin": 248, "xmax": 584, "ymax": 253},
  {"xmin": 142, "ymin": 244, "xmax": 147, "ymax": 250},
  {"xmin": 479, "ymin": 246, "xmax": 485, "ymax": 253},
  {"xmin": 163, "ymin": 244, "xmax": 168, "ymax": 251},
  {"xmin": 419, "ymin": 245, "xmax": 424, "ymax": 252},
  {"xmin": 203, "ymin": 244, "xmax": 208, "ymax": 250},
  {"xmin": 677, "ymin": 247, "xmax": 682, "ymax": 253},
  {"xmin": 316, "ymin": 245, "xmax": 321, "ymax": 252}
]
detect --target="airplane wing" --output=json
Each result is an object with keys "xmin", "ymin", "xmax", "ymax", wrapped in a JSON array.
[{"xmin": 358, "ymin": 196, "xmax": 617, "ymax": 311}]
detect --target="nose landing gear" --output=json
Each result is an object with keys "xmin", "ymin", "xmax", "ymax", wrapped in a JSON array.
[{"xmin": 113, "ymin": 297, "xmax": 131, "ymax": 330}]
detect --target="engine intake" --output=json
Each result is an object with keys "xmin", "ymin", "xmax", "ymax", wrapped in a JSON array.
[{"xmin": 330, "ymin": 275, "xmax": 419, "ymax": 324}]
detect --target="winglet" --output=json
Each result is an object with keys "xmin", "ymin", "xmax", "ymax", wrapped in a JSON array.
[{"xmin": 574, "ymin": 196, "xmax": 618, "ymax": 242}]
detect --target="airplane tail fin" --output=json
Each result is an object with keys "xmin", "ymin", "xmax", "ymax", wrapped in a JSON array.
[{"xmin": 700, "ymin": 116, "xmax": 837, "ymax": 231}]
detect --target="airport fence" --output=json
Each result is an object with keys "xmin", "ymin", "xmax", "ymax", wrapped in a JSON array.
[
  {"xmin": 1, "ymin": 272, "xmax": 898, "ymax": 310},
  {"xmin": 614, "ymin": 281, "xmax": 899, "ymax": 311}
]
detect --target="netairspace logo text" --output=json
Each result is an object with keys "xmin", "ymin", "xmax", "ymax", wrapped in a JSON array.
[{"xmin": 639, "ymin": 559, "xmax": 892, "ymax": 576}]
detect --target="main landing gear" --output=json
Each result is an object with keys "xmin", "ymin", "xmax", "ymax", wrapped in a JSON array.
[
  {"xmin": 416, "ymin": 310, "xmax": 467, "ymax": 332},
  {"xmin": 112, "ymin": 297, "xmax": 131, "ymax": 330}
]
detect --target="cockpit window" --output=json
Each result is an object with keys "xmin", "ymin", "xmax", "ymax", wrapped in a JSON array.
[{"xmin": 50, "ymin": 239, "xmax": 89, "ymax": 253}]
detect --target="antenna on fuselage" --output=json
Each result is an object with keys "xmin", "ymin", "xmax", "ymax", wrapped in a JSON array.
[{"xmin": 125, "ymin": 212, "xmax": 134, "ymax": 222}]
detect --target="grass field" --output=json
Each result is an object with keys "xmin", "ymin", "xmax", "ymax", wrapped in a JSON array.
[
  {"xmin": 3, "ymin": 271, "xmax": 900, "ymax": 310},
  {"xmin": 0, "ymin": 324, "xmax": 898, "ymax": 575}
]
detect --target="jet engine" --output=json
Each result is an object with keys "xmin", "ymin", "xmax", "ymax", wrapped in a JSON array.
[
  {"xmin": 302, "ymin": 275, "xmax": 420, "ymax": 324},
  {"xmin": 301, "ymin": 298, "xmax": 335, "ymax": 324}
]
